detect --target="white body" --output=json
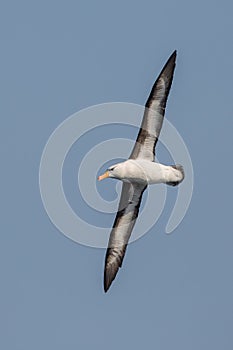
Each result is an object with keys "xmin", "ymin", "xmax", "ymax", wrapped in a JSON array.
[{"xmin": 111, "ymin": 159, "xmax": 184, "ymax": 185}]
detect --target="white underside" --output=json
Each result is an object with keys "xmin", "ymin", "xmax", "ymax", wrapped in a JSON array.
[{"xmin": 119, "ymin": 159, "xmax": 183, "ymax": 185}]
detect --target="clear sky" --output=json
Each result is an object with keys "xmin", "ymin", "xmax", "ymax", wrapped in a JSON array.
[{"xmin": 1, "ymin": 1, "xmax": 233, "ymax": 349}]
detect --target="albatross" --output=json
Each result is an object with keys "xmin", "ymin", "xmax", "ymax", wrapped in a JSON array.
[{"xmin": 98, "ymin": 50, "xmax": 184, "ymax": 292}]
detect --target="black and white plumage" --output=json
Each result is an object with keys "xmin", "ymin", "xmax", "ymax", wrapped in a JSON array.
[{"xmin": 98, "ymin": 51, "xmax": 184, "ymax": 292}]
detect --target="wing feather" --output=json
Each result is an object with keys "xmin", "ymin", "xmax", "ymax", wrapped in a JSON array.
[
  {"xmin": 130, "ymin": 50, "xmax": 176, "ymax": 161},
  {"xmin": 104, "ymin": 182, "xmax": 146, "ymax": 292}
]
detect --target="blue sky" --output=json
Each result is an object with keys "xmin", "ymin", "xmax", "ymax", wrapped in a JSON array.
[{"xmin": 1, "ymin": 1, "xmax": 233, "ymax": 349}]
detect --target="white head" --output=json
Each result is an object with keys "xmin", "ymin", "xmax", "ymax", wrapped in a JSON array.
[{"xmin": 98, "ymin": 162, "xmax": 125, "ymax": 181}]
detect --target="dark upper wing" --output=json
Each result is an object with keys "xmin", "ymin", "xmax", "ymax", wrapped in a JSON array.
[
  {"xmin": 104, "ymin": 181, "xmax": 147, "ymax": 292},
  {"xmin": 130, "ymin": 50, "xmax": 176, "ymax": 161}
]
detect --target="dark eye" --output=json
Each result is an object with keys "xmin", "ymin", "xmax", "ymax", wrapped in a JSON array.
[{"xmin": 107, "ymin": 167, "xmax": 115, "ymax": 171}]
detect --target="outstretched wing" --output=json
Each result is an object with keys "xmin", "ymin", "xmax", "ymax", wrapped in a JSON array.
[
  {"xmin": 104, "ymin": 181, "xmax": 147, "ymax": 292},
  {"xmin": 130, "ymin": 50, "xmax": 176, "ymax": 161},
  {"xmin": 104, "ymin": 51, "xmax": 176, "ymax": 292}
]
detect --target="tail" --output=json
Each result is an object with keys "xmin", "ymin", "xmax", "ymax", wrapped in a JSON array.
[{"xmin": 166, "ymin": 165, "xmax": 185, "ymax": 186}]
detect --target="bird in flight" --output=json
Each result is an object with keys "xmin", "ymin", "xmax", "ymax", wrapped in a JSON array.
[{"xmin": 98, "ymin": 51, "xmax": 184, "ymax": 292}]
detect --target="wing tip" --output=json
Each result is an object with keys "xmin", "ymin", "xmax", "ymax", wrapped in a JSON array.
[
  {"xmin": 104, "ymin": 266, "xmax": 116, "ymax": 293},
  {"xmin": 171, "ymin": 49, "xmax": 177, "ymax": 57},
  {"xmin": 104, "ymin": 282, "xmax": 110, "ymax": 293},
  {"xmin": 104, "ymin": 250, "xmax": 125, "ymax": 293},
  {"xmin": 104, "ymin": 268, "xmax": 109, "ymax": 292},
  {"xmin": 169, "ymin": 50, "xmax": 177, "ymax": 61},
  {"xmin": 164, "ymin": 49, "xmax": 177, "ymax": 70}
]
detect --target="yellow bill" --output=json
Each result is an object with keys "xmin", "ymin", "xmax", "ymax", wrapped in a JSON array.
[{"xmin": 98, "ymin": 171, "xmax": 109, "ymax": 181}]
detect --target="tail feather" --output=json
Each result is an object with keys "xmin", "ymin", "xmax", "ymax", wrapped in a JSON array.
[{"xmin": 166, "ymin": 165, "xmax": 184, "ymax": 186}]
